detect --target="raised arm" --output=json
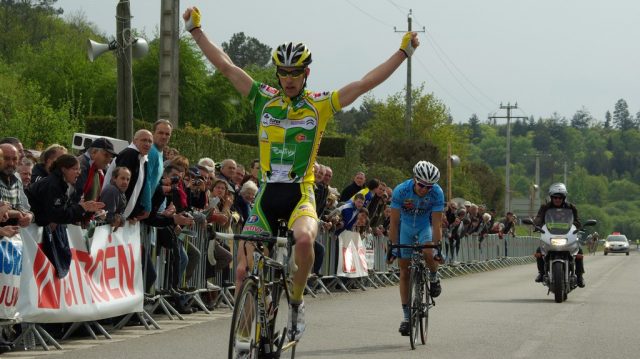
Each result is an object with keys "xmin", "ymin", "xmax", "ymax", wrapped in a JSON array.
[
  {"xmin": 183, "ymin": 7, "xmax": 254, "ymax": 97},
  {"xmin": 338, "ymin": 32, "xmax": 419, "ymax": 108}
]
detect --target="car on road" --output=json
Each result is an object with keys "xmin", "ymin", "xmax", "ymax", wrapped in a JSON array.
[{"xmin": 604, "ymin": 233, "xmax": 630, "ymax": 256}]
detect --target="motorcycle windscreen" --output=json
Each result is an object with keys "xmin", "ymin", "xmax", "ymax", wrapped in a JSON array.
[{"xmin": 544, "ymin": 208, "xmax": 573, "ymax": 235}]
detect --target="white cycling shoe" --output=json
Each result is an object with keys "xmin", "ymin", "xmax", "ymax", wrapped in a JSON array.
[{"xmin": 287, "ymin": 301, "xmax": 306, "ymax": 341}]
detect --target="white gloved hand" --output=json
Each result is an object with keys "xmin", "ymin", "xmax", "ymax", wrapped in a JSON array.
[
  {"xmin": 399, "ymin": 32, "xmax": 418, "ymax": 58},
  {"xmin": 184, "ymin": 7, "xmax": 201, "ymax": 32}
]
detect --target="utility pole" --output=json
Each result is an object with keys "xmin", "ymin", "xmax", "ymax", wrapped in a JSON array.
[
  {"xmin": 489, "ymin": 103, "xmax": 528, "ymax": 214},
  {"xmin": 157, "ymin": 0, "xmax": 180, "ymax": 127},
  {"xmin": 394, "ymin": 9, "xmax": 425, "ymax": 136},
  {"xmin": 116, "ymin": 0, "xmax": 133, "ymax": 141},
  {"xmin": 535, "ymin": 153, "xmax": 541, "ymax": 205}
]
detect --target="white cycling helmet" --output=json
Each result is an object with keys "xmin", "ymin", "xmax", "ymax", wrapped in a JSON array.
[
  {"xmin": 413, "ymin": 161, "xmax": 440, "ymax": 184},
  {"xmin": 272, "ymin": 42, "xmax": 312, "ymax": 67},
  {"xmin": 548, "ymin": 182, "xmax": 568, "ymax": 199}
]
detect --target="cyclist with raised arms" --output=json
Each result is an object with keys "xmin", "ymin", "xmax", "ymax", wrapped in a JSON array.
[
  {"xmin": 183, "ymin": 6, "xmax": 420, "ymax": 341},
  {"xmin": 388, "ymin": 161, "xmax": 444, "ymax": 336}
]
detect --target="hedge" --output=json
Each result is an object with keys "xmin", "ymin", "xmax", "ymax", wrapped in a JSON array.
[{"xmin": 83, "ymin": 117, "xmax": 362, "ymax": 189}]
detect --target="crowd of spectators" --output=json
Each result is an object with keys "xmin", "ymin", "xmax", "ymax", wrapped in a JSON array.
[
  {"xmin": 442, "ymin": 200, "xmax": 516, "ymax": 263},
  {"xmin": 0, "ymin": 127, "xmax": 516, "ymax": 349}
]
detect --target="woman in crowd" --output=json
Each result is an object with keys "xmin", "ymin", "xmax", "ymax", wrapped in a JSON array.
[
  {"xmin": 26, "ymin": 154, "xmax": 104, "ymax": 277},
  {"xmin": 236, "ymin": 180, "xmax": 258, "ymax": 229},
  {"xmin": 204, "ymin": 178, "xmax": 234, "ymax": 308}
]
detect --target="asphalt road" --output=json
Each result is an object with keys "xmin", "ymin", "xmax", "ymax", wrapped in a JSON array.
[{"xmin": 7, "ymin": 250, "xmax": 640, "ymax": 359}]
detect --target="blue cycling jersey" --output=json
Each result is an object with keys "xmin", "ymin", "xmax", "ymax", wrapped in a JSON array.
[
  {"xmin": 390, "ymin": 179, "xmax": 445, "ymax": 228},
  {"xmin": 390, "ymin": 179, "xmax": 445, "ymax": 258}
]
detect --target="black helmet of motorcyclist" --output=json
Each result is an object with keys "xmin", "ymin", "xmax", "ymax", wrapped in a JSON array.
[{"xmin": 548, "ymin": 182, "xmax": 568, "ymax": 202}]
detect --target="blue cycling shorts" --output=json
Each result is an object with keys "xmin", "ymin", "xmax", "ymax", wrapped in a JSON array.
[{"xmin": 398, "ymin": 224, "xmax": 433, "ymax": 259}]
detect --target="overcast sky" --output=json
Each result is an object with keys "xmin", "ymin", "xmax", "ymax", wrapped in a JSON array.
[{"xmin": 57, "ymin": 0, "xmax": 640, "ymax": 124}]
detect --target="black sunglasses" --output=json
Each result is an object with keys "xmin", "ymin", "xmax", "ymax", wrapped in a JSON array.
[
  {"xmin": 415, "ymin": 179, "xmax": 433, "ymax": 190},
  {"xmin": 276, "ymin": 67, "xmax": 306, "ymax": 79}
]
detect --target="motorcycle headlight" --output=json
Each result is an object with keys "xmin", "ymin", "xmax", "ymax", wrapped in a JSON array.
[{"xmin": 551, "ymin": 238, "xmax": 568, "ymax": 246}]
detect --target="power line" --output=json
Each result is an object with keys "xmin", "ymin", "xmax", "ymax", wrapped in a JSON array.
[
  {"xmin": 343, "ymin": 1, "xmax": 485, "ymax": 120},
  {"xmin": 414, "ymin": 57, "xmax": 481, "ymax": 116},
  {"xmin": 423, "ymin": 29, "xmax": 499, "ymax": 108},
  {"xmin": 385, "ymin": 0, "xmax": 409, "ymax": 13},
  {"xmin": 345, "ymin": 0, "xmax": 394, "ymax": 27},
  {"xmin": 426, "ymin": 40, "xmax": 495, "ymax": 113},
  {"xmin": 407, "ymin": 15, "xmax": 499, "ymax": 110},
  {"xmin": 384, "ymin": 3, "xmax": 498, "ymax": 114},
  {"xmin": 419, "ymin": 32, "xmax": 496, "ymax": 111}
]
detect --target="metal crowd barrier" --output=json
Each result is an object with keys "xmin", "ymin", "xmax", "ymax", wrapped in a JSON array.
[
  {"xmin": 129, "ymin": 220, "xmax": 540, "ymax": 322},
  {"xmin": 5, "ymin": 218, "xmax": 542, "ymax": 352},
  {"xmin": 115, "ymin": 214, "xmax": 219, "ymax": 329}
]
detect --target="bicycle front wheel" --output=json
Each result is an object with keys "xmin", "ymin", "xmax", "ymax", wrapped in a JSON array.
[
  {"xmin": 229, "ymin": 278, "xmax": 260, "ymax": 359},
  {"xmin": 409, "ymin": 266, "xmax": 426, "ymax": 349},
  {"xmin": 421, "ymin": 277, "xmax": 430, "ymax": 345}
]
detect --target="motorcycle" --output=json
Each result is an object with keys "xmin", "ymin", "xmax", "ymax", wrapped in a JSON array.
[{"xmin": 523, "ymin": 208, "xmax": 596, "ymax": 303}]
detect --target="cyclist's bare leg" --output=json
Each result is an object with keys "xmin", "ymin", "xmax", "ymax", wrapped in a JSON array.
[
  {"xmin": 289, "ymin": 215, "xmax": 317, "ymax": 303},
  {"xmin": 423, "ymin": 248, "xmax": 439, "ymax": 274},
  {"xmin": 398, "ymin": 258, "xmax": 411, "ymax": 305},
  {"xmin": 234, "ymin": 240, "xmax": 255, "ymax": 296}
]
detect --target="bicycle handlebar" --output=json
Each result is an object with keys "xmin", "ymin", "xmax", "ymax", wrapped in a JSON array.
[
  {"xmin": 215, "ymin": 232, "xmax": 290, "ymax": 247},
  {"xmin": 217, "ymin": 232, "xmax": 298, "ymax": 272},
  {"xmin": 389, "ymin": 243, "xmax": 441, "ymax": 250}
]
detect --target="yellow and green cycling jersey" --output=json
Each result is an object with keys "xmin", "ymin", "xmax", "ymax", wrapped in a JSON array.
[{"xmin": 248, "ymin": 81, "xmax": 341, "ymax": 184}]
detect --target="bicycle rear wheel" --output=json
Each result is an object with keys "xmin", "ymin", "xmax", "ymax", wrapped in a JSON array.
[
  {"xmin": 229, "ymin": 278, "xmax": 259, "ymax": 359},
  {"xmin": 409, "ymin": 267, "xmax": 426, "ymax": 349}
]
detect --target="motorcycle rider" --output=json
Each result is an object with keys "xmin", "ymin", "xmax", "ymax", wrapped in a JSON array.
[{"xmin": 533, "ymin": 183, "xmax": 585, "ymax": 287}]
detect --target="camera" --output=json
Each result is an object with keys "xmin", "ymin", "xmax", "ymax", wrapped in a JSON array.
[
  {"xmin": 170, "ymin": 175, "xmax": 181, "ymax": 185},
  {"xmin": 192, "ymin": 178, "xmax": 204, "ymax": 186}
]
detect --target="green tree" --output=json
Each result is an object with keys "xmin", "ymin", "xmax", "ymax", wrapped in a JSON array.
[
  {"xmin": 333, "ymin": 99, "xmax": 377, "ymax": 136},
  {"xmin": 582, "ymin": 129, "xmax": 610, "ymax": 176},
  {"xmin": 132, "ymin": 37, "xmax": 214, "ymax": 126},
  {"xmin": 571, "ymin": 107, "xmax": 592, "ymax": 129},
  {"xmin": 608, "ymin": 179, "xmax": 640, "ymax": 202},
  {"xmin": 0, "ymin": 71, "xmax": 81, "ymax": 147},
  {"xmin": 221, "ymin": 32, "xmax": 271, "ymax": 68},
  {"xmin": 0, "ymin": 0, "xmax": 63, "ymax": 61},
  {"xmin": 12, "ymin": 10, "xmax": 116, "ymax": 119},
  {"xmin": 467, "ymin": 113, "xmax": 482, "ymax": 142},
  {"xmin": 613, "ymin": 99, "xmax": 634, "ymax": 130},
  {"xmin": 569, "ymin": 168, "xmax": 608, "ymax": 206},
  {"xmin": 361, "ymin": 86, "xmax": 456, "ymax": 172},
  {"xmin": 532, "ymin": 119, "xmax": 554, "ymax": 153}
]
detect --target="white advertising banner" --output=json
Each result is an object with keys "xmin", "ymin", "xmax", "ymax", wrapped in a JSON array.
[
  {"xmin": 17, "ymin": 223, "xmax": 143, "ymax": 323},
  {"xmin": 337, "ymin": 230, "xmax": 368, "ymax": 278},
  {"xmin": 0, "ymin": 235, "xmax": 22, "ymax": 320},
  {"xmin": 362, "ymin": 234, "xmax": 376, "ymax": 271}
]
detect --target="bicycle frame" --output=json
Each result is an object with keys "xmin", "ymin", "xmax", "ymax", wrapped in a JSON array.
[
  {"xmin": 390, "ymin": 242, "xmax": 439, "ymax": 349},
  {"xmin": 250, "ymin": 241, "xmax": 291, "ymax": 355},
  {"xmin": 219, "ymin": 231, "xmax": 297, "ymax": 358}
]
